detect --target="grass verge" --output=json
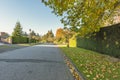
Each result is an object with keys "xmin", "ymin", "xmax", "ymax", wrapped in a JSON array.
[
  {"xmin": 0, "ymin": 43, "xmax": 40, "ymax": 53},
  {"xmin": 60, "ymin": 47, "xmax": 120, "ymax": 80}
]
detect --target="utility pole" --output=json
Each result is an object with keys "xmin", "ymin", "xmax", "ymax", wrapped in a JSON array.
[{"xmin": 29, "ymin": 29, "xmax": 31, "ymax": 43}]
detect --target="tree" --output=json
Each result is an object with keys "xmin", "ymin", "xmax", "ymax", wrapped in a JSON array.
[
  {"xmin": 55, "ymin": 27, "xmax": 74, "ymax": 43},
  {"xmin": 22, "ymin": 31, "xmax": 28, "ymax": 37},
  {"xmin": 30, "ymin": 30, "xmax": 41, "ymax": 42},
  {"xmin": 46, "ymin": 30, "xmax": 54, "ymax": 38},
  {"xmin": 31, "ymin": 30, "xmax": 36, "ymax": 38},
  {"xmin": 42, "ymin": 0, "xmax": 120, "ymax": 36},
  {"xmin": 41, "ymin": 30, "xmax": 54, "ymax": 43},
  {"xmin": 63, "ymin": 27, "xmax": 75, "ymax": 43},
  {"xmin": 56, "ymin": 28, "xmax": 64, "ymax": 40},
  {"xmin": 12, "ymin": 22, "xmax": 23, "ymax": 37},
  {"xmin": 46, "ymin": 30, "xmax": 54, "ymax": 42}
]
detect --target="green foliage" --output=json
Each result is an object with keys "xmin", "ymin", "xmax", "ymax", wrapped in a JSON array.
[
  {"xmin": 76, "ymin": 23, "xmax": 120, "ymax": 58},
  {"xmin": 11, "ymin": 36, "xmax": 29, "ymax": 44},
  {"xmin": 12, "ymin": 22, "xmax": 23, "ymax": 37},
  {"xmin": 30, "ymin": 30, "xmax": 36, "ymax": 37},
  {"xmin": 42, "ymin": 0, "xmax": 120, "ymax": 36},
  {"xmin": 41, "ymin": 30, "xmax": 54, "ymax": 43},
  {"xmin": 55, "ymin": 27, "xmax": 75, "ymax": 44},
  {"xmin": 29, "ymin": 29, "xmax": 41, "ymax": 43},
  {"xmin": 11, "ymin": 36, "xmax": 38, "ymax": 44},
  {"xmin": 61, "ymin": 47, "xmax": 120, "ymax": 80},
  {"xmin": 77, "ymin": 38, "xmax": 120, "ymax": 58},
  {"xmin": 30, "ymin": 38, "xmax": 38, "ymax": 43},
  {"xmin": 69, "ymin": 38, "xmax": 77, "ymax": 47}
]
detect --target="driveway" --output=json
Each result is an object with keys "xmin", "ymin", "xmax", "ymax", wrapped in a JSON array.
[{"xmin": 0, "ymin": 44, "xmax": 74, "ymax": 80}]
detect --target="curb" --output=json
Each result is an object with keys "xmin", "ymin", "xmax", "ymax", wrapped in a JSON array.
[
  {"xmin": 58, "ymin": 48, "xmax": 85, "ymax": 80},
  {"xmin": 63, "ymin": 54, "xmax": 85, "ymax": 80}
]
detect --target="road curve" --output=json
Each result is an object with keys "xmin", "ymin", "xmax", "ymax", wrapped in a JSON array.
[{"xmin": 0, "ymin": 44, "xmax": 74, "ymax": 80}]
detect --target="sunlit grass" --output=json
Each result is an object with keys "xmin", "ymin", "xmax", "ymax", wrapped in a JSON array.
[
  {"xmin": 57, "ymin": 44, "xmax": 67, "ymax": 47},
  {"xmin": 60, "ymin": 47, "xmax": 120, "ymax": 80}
]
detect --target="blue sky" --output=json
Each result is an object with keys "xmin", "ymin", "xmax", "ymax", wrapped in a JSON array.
[{"xmin": 0, "ymin": 0, "xmax": 64, "ymax": 35}]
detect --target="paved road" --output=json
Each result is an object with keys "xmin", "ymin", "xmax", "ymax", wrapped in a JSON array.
[
  {"xmin": 0, "ymin": 44, "xmax": 74, "ymax": 80},
  {"xmin": 0, "ymin": 42, "xmax": 4, "ymax": 45}
]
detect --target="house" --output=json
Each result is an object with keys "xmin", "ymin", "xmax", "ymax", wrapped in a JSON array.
[{"xmin": 0, "ymin": 32, "xmax": 9, "ymax": 43}]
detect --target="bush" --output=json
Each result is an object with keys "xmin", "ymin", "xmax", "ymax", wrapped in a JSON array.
[
  {"xmin": 30, "ymin": 38, "xmax": 38, "ymax": 43},
  {"xmin": 77, "ymin": 37, "xmax": 120, "ymax": 58},
  {"xmin": 11, "ymin": 36, "xmax": 29, "ymax": 44},
  {"xmin": 76, "ymin": 23, "xmax": 120, "ymax": 58}
]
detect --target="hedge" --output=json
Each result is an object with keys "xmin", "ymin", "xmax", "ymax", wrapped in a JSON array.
[
  {"xmin": 11, "ymin": 36, "xmax": 38, "ymax": 44},
  {"xmin": 70, "ymin": 23, "xmax": 120, "ymax": 58},
  {"xmin": 77, "ymin": 37, "xmax": 120, "ymax": 58},
  {"xmin": 11, "ymin": 36, "xmax": 29, "ymax": 44}
]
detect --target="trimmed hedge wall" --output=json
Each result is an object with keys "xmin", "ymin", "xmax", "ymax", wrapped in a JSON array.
[
  {"xmin": 11, "ymin": 36, "xmax": 38, "ymax": 44},
  {"xmin": 77, "ymin": 23, "xmax": 120, "ymax": 58},
  {"xmin": 11, "ymin": 36, "xmax": 29, "ymax": 44}
]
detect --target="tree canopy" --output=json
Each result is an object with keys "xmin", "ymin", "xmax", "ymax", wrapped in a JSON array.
[
  {"xmin": 42, "ymin": 0, "xmax": 120, "ymax": 36},
  {"xmin": 12, "ymin": 22, "xmax": 23, "ymax": 37},
  {"xmin": 55, "ymin": 27, "xmax": 74, "ymax": 43},
  {"xmin": 56, "ymin": 28, "xmax": 64, "ymax": 39}
]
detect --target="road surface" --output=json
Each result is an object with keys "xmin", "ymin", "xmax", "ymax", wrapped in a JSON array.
[
  {"xmin": 0, "ymin": 42, "xmax": 4, "ymax": 45},
  {"xmin": 0, "ymin": 44, "xmax": 74, "ymax": 80}
]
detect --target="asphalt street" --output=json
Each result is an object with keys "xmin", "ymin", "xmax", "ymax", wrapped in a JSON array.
[
  {"xmin": 0, "ymin": 44, "xmax": 74, "ymax": 80},
  {"xmin": 0, "ymin": 42, "xmax": 4, "ymax": 45}
]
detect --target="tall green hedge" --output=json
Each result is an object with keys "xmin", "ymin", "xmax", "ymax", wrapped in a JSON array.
[
  {"xmin": 11, "ymin": 36, "xmax": 38, "ymax": 44},
  {"xmin": 11, "ymin": 36, "xmax": 29, "ymax": 44},
  {"xmin": 77, "ymin": 23, "xmax": 120, "ymax": 58},
  {"xmin": 30, "ymin": 38, "xmax": 38, "ymax": 43}
]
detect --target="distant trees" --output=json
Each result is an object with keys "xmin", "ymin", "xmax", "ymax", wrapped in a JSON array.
[
  {"xmin": 29, "ymin": 29, "xmax": 41, "ymax": 43},
  {"xmin": 47, "ymin": 30, "xmax": 54, "ymax": 42},
  {"xmin": 41, "ymin": 30, "xmax": 54, "ymax": 43},
  {"xmin": 11, "ymin": 22, "xmax": 41, "ymax": 44},
  {"xmin": 22, "ymin": 31, "xmax": 28, "ymax": 37}
]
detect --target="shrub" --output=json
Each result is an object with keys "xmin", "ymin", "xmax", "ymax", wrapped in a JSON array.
[
  {"xmin": 11, "ymin": 36, "xmax": 29, "ymax": 44},
  {"xmin": 71, "ymin": 23, "xmax": 120, "ymax": 58}
]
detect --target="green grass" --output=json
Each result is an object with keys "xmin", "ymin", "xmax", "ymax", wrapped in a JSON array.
[
  {"xmin": 60, "ymin": 47, "xmax": 120, "ymax": 80},
  {"xmin": 0, "ymin": 43, "xmax": 40, "ymax": 53},
  {"xmin": 17, "ymin": 43, "xmax": 36, "ymax": 46}
]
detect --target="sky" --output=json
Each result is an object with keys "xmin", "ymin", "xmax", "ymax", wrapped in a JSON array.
[{"xmin": 0, "ymin": 0, "xmax": 64, "ymax": 35}]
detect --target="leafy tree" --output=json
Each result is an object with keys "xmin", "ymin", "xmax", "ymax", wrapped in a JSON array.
[
  {"xmin": 28, "ymin": 29, "xmax": 41, "ymax": 43},
  {"xmin": 41, "ymin": 30, "xmax": 54, "ymax": 43},
  {"xmin": 30, "ymin": 30, "xmax": 36, "ymax": 38},
  {"xmin": 42, "ymin": 0, "xmax": 120, "ymax": 36},
  {"xmin": 56, "ymin": 28, "xmax": 64, "ymax": 40},
  {"xmin": 55, "ymin": 27, "xmax": 74, "ymax": 43},
  {"xmin": 63, "ymin": 27, "xmax": 75, "ymax": 43},
  {"xmin": 46, "ymin": 30, "xmax": 54, "ymax": 38},
  {"xmin": 41, "ymin": 34, "xmax": 48, "ymax": 42},
  {"xmin": 12, "ymin": 22, "xmax": 23, "ymax": 37},
  {"xmin": 47, "ymin": 30, "xmax": 54, "ymax": 42},
  {"xmin": 35, "ymin": 33, "xmax": 41, "ymax": 41}
]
